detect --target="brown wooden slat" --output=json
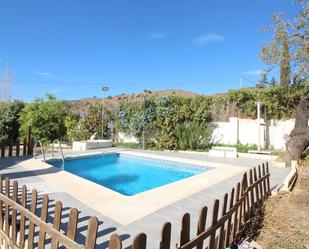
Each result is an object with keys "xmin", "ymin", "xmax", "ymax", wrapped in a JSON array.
[
  {"xmin": 51, "ymin": 201, "xmax": 63, "ymax": 249},
  {"xmin": 19, "ymin": 185, "xmax": 27, "ymax": 249},
  {"xmin": 262, "ymin": 163, "xmax": 267, "ymax": 200},
  {"xmin": 225, "ymin": 188, "xmax": 234, "ymax": 247},
  {"xmin": 253, "ymin": 167, "xmax": 260, "ymax": 204},
  {"xmin": 218, "ymin": 193, "xmax": 228, "ymax": 249},
  {"xmin": 38, "ymin": 195, "xmax": 49, "ymax": 249},
  {"xmin": 0, "ymin": 175, "xmax": 3, "ymax": 232},
  {"xmin": 196, "ymin": 206, "xmax": 207, "ymax": 249},
  {"xmin": 16, "ymin": 139, "xmax": 20, "ymax": 156},
  {"xmin": 180, "ymin": 213, "xmax": 190, "ymax": 246},
  {"xmin": 238, "ymin": 177, "xmax": 245, "ymax": 232},
  {"xmin": 4, "ymin": 177, "xmax": 10, "ymax": 249},
  {"xmin": 22, "ymin": 139, "xmax": 27, "ymax": 156},
  {"xmin": 1, "ymin": 145, "xmax": 5, "ymax": 157},
  {"xmin": 208, "ymin": 199, "xmax": 219, "ymax": 249},
  {"xmin": 27, "ymin": 189, "xmax": 38, "ymax": 249},
  {"xmin": 109, "ymin": 234, "xmax": 122, "ymax": 249},
  {"xmin": 132, "ymin": 233, "xmax": 147, "ymax": 249},
  {"xmin": 266, "ymin": 162, "xmax": 271, "ymax": 195},
  {"xmin": 27, "ymin": 126, "xmax": 32, "ymax": 156},
  {"xmin": 66, "ymin": 208, "xmax": 79, "ymax": 243},
  {"xmin": 12, "ymin": 181, "xmax": 18, "ymax": 244},
  {"xmin": 249, "ymin": 170, "xmax": 255, "ymax": 217},
  {"xmin": 85, "ymin": 216, "xmax": 99, "ymax": 249},
  {"xmin": 8, "ymin": 139, "xmax": 13, "ymax": 157},
  {"xmin": 257, "ymin": 165, "xmax": 263, "ymax": 204},
  {"xmin": 160, "ymin": 222, "xmax": 171, "ymax": 249},
  {"xmin": 233, "ymin": 183, "xmax": 241, "ymax": 238},
  {"xmin": 243, "ymin": 172, "xmax": 250, "ymax": 221}
]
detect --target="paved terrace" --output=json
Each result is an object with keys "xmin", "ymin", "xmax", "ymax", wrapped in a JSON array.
[{"xmin": 0, "ymin": 148, "xmax": 289, "ymax": 249}]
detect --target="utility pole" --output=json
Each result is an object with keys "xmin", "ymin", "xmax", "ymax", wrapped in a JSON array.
[{"xmin": 102, "ymin": 86, "xmax": 109, "ymax": 139}]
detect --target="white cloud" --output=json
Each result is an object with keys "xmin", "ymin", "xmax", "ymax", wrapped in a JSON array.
[
  {"xmin": 193, "ymin": 33, "xmax": 224, "ymax": 46},
  {"xmin": 149, "ymin": 32, "xmax": 165, "ymax": 39},
  {"xmin": 243, "ymin": 70, "xmax": 267, "ymax": 76},
  {"xmin": 31, "ymin": 70, "xmax": 56, "ymax": 79}
]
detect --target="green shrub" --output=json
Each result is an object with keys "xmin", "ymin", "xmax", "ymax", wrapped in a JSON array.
[
  {"xmin": 174, "ymin": 122, "xmax": 214, "ymax": 150},
  {"xmin": 0, "ymin": 100, "xmax": 25, "ymax": 143},
  {"xmin": 19, "ymin": 94, "xmax": 69, "ymax": 144}
]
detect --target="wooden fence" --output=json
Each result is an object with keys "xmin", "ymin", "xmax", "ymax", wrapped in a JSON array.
[
  {"xmin": 109, "ymin": 163, "xmax": 271, "ymax": 249},
  {"xmin": 0, "ymin": 127, "xmax": 33, "ymax": 158},
  {"xmin": 0, "ymin": 163, "xmax": 270, "ymax": 249}
]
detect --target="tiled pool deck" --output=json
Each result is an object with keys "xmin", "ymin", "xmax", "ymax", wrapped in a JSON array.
[{"xmin": 0, "ymin": 148, "xmax": 289, "ymax": 248}]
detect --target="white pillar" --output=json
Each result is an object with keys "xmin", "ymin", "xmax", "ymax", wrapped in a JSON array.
[{"xmin": 257, "ymin": 102, "xmax": 261, "ymax": 151}]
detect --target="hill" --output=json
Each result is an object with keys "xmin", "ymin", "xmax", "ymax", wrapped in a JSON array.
[{"xmin": 68, "ymin": 89, "xmax": 200, "ymax": 114}]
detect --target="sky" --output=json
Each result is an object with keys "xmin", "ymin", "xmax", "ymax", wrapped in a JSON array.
[{"xmin": 0, "ymin": 0, "xmax": 300, "ymax": 102}]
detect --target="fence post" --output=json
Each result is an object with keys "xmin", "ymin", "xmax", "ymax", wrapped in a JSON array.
[
  {"xmin": 218, "ymin": 193, "xmax": 228, "ymax": 249},
  {"xmin": 225, "ymin": 188, "xmax": 235, "ymax": 247},
  {"xmin": 208, "ymin": 199, "xmax": 219, "ymax": 249},
  {"xmin": 160, "ymin": 222, "xmax": 171, "ymax": 249},
  {"xmin": 28, "ymin": 189, "xmax": 38, "ymax": 249},
  {"xmin": 4, "ymin": 177, "xmax": 10, "ymax": 249},
  {"xmin": 27, "ymin": 126, "xmax": 32, "ymax": 155},
  {"xmin": 11, "ymin": 181, "xmax": 18, "ymax": 244},
  {"xmin": 8, "ymin": 138, "xmax": 13, "ymax": 157},
  {"xmin": 38, "ymin": 195, "xmax": 49, "ymax": 249},
  {"xmin": 266, "ymin": 162, "xmax": 271, "ymax": 195},
  {"xmin": 109, "ymin": 234, "xmax": 122, "ymax": 249},
  {"xmin": 196, "ymin": 206, "xmax": 207, "ymax": 249},
  {"xmin": 66, "ymin": 208, "xmax": 79, "ymax": 242},
  {"xmin": 180, "ymin": 213, "xmax": 190, "ymax": 246},
  {"xmin": 19, "ymin": 185, "xmax": 27, "ymax": 249},
  {"xmin": 16, "ymin": 139, "xmax": 20, "ymax": 156},
  {"xmin": 132, "ymin": 233, "xmax": 147, "ymax": 249},
  {"xmin": 0, "ymin": 144, "xmax": 4, "ymax": 157},
  {"xmin": 85, "ymin": 217, "xmax": 99, "ymax": 249},
  {"xmin": 22, "ymin": 139, "xmax": 27, "ymax": 156}
]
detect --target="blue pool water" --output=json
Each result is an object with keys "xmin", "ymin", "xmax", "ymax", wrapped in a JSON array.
[{"xmin": 48, "ymin": 153, "xmax": 213, "ymax": 196}]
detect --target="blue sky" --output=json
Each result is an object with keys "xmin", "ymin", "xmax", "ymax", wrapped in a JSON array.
[{"xmin": 0, "ymin": 0, "xmax": 299, "ymax": 101}]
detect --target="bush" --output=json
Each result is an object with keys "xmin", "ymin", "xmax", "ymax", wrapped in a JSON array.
[
  {"xmin": 19, "ymin": 94, "xmax": 69, "ymax": 144},
  {"xmin": 174, "ymin": 122, "xmax": 214, "ymax": 150},
  {"xmin": 0, "ymin": 100, "xmax": 25, "ymax": 143}
]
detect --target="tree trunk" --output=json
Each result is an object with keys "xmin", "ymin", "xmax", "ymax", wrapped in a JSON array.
[{"xmin": 286, "ymin": 89, "xmax": 309, "ymax": 162}]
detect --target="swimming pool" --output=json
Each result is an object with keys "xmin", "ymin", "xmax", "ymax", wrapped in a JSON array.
[{"xmin": 47, "ymin": 153, "xmax": 213, "ymax": 196}]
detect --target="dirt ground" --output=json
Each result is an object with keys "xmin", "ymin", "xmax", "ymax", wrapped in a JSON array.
[{"xmin": 256, "ymin": 160, "xmax": 309, "ymax": 249}]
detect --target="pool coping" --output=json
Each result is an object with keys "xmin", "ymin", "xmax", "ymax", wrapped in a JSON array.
[{"xmin": 18, "ymin": 150, "xmax": 246, "ymax": 225}]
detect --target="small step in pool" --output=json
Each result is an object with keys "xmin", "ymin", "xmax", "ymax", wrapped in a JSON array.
[{"xmin": 47, "ymin": 153, "xmax": 213, "ymax": 196}]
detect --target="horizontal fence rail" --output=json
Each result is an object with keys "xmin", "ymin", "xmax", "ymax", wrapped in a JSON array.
[{"xmin": 0, "ymin": 162, "xmax": 271, "ymax": 249}]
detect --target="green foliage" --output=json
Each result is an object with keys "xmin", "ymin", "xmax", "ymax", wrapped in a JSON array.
[
  {"xmin": 64, "ymin": 114, "xmax": 85, "ymax": 141},
  {"xmin": 19, "ymin": 94, "xmax": 69, "ymax": 144},
  {"xmin": 116, "ymin": 95, "xmax": 213, "ymax": 150},
  {"xmin": 174, "ymin": 122, "xmax": 214, "ymax": 150},
  {"xmin": 114, "ymin": 142, "xmax": 141, "ymax": 149},
  {"xmin": 0, "ymin": 100, "xmax": 25, "ymax": 143},
  {"xmin": 280, "ymin": 33, "xmax": 291, "ymax": 87},
  {"xmin": 260, "ymin": 1, "xmax": 308, "ymax": 80},
  {"xmin": 216, "ymin": 143, "xmax": 258, "ymax": 153}
]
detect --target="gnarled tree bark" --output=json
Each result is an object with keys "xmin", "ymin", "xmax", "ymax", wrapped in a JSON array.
[{"xmin": 286, "ymin": 88, "xmax": 309, "ymax": 162}]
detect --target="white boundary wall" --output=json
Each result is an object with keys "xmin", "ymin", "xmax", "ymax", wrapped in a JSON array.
[
  {"xmin": 116, "ymin": 117, "xmax": 307, "ymax": 150},
  {"xmin": 212, "ymin": 117, "xmax": 307, "ymax": 150}
]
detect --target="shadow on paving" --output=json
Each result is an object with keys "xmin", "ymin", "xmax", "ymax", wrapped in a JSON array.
[{"xmin": 4, "ymin": 185, "xmax": 131, "ymax": 249}]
